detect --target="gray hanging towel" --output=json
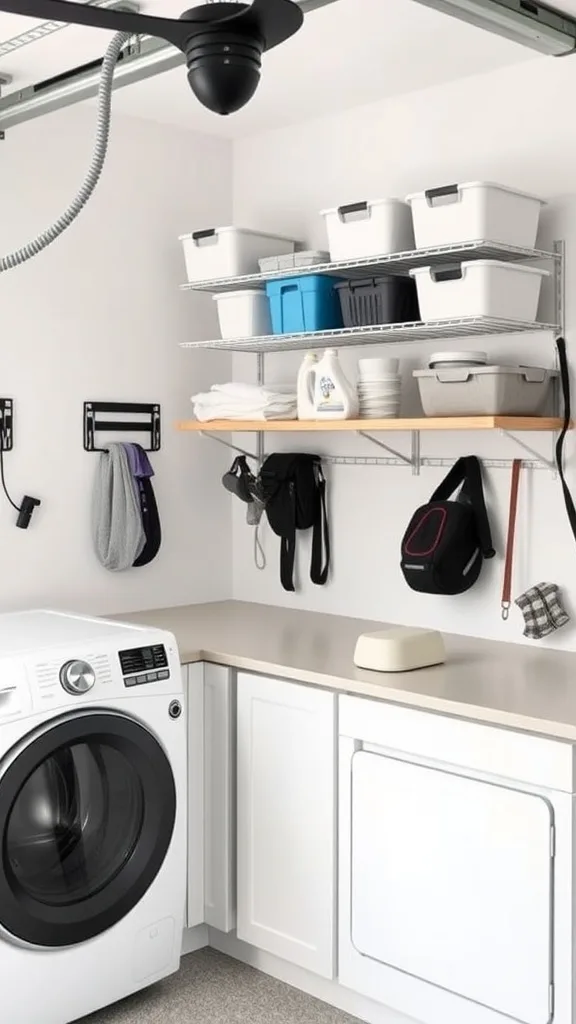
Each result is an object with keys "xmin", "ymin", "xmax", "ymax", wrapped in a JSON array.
[{"xmin": 92, "ymin": 443, "xmax": 146, "ymax": 571}]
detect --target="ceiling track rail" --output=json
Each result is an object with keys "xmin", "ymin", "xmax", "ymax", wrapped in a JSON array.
[{"xmin": 0, "ymin": 35, "xmax": 183, "ymax": 132}]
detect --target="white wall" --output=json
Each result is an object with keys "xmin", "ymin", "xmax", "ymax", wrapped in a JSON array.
[
  {"xmin": 232, "ymin": 55, "xmax": 576, "ymax": 648},
  {"xmin": 0, "ymin": 104, "xmax": 232, "ymax": 615}
]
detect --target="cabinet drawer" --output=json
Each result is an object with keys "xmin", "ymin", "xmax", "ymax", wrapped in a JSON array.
[{"xmin": 340, "ymin": 694, "xmax": 575, "ymax": 791}]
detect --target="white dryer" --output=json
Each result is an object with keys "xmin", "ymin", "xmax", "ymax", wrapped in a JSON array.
[{"xmin": 0, "ymin": 610, "xmax": 187, "ymax": 1024}]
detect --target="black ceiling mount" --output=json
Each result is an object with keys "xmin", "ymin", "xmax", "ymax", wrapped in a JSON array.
[{"xmin": 0, "ymin": 1, "xmax": 304, "ymax": 113}]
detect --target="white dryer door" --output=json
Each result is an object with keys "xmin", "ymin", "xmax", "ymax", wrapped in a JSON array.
[{"xmin": 350, "ymin": 751, "xmax": 553, "ymax": 1024}]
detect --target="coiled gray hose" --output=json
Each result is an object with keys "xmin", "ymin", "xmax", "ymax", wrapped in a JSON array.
[{"xmin": 0, "ymin": 31, "xmax": 130, "ymax": 272}]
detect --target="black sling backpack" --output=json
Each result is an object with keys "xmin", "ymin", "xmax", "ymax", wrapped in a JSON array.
[
  {"xmin": 260, "ymin": 453, "xmax": 330, "ymax": 592},
  {"xmin": 401, "ymin": 456, "xmax": 495, "ymax": 595}
]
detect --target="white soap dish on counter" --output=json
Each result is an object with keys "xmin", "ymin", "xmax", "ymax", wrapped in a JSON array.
[{"xmin": 354, "ymin": 626, "xmax": 446, "ymax": 673}]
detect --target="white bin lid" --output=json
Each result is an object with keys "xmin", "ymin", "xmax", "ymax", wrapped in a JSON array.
[
  {"xmin": 320, "ymin": 198, "xmax": 408, "ymax": 216},
  {"xmin": 410, "ymin": 260, "xmax": 550, "ymax": 278},
  {"xmin": 414, "ymin": 365, "xmax": 557, "ymax": 382},
  {"xmin": 406, "ymin": 182, "xmax": 546, "ymax": 205},
  {"xmin": 179, "ymin": 226, "xmax": 299, "ymax": 241}
]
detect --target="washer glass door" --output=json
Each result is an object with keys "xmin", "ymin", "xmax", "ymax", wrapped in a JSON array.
[{"xmin": 0, "ymin": 710, "xmax": 176, "ymax": 948}]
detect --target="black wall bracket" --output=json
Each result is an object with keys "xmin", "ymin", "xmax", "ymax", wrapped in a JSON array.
[
  {"xmin": 0, "ymin": 398, "xmax": 14, "ymax": 452},
  {"xmin": 84, "ymin": 401, "xmax": 161, "ymax": 453}
]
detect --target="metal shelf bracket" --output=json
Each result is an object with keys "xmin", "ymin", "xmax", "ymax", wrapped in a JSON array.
[
  {"xmin": 199, "ymin": 431, "xmax": 260, "ymax": 462},
  {"xmin": 357, "ymin": 430, "xmax": 414, "ymax": 467},
  {"xmin": 499, "ymin": 429, "xmax": 557, "ymax": 472},
  {"xmin": 412, "ymin": 430, "xmax": 421, "ymax": 476},
  {"xmin": 356, "ymin": 429, "xmax": 422, "ymax": 474}
]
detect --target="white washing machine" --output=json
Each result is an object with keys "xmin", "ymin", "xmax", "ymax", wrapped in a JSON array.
[{"xmin": 0, "ymin": 610, "xmax": 187, "ymax": 1024}]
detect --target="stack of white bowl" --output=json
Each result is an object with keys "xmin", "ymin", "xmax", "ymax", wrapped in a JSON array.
[{"xmin": 357, "ymin": 358, "xmax": 402, "ymax": 419}]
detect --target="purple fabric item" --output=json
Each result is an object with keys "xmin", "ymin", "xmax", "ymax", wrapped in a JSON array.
[{"xmin": 122, "ymin": 443, "xmax": 154, "ymax": 478}]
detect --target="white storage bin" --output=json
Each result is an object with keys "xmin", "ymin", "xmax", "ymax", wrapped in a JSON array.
[
  {"xmin": 409, "ymin": 260, "xmax": 549, "ymax": 323},
  {"xmin": 405, "ymin": 182, "xmax": 545, "ymax": 250},
  {"xmin": 213, "ymin": 289, "xmax": 271, "ymax": 339},
  {"xmin": 180, "ymin": 227, "xmax": 298, "ymax": 283},
  {"xmin": 414, "ymin": 365, "xmax": 558, "ymax": 417},
  {"xmin": 320, "ymin": 199, "xmax": 414, "ymax": 262}
]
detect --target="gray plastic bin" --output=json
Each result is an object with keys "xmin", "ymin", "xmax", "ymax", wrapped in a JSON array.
[{"xmin": 413, "ymin": 365, "xmax": 558, "ymax": 417}]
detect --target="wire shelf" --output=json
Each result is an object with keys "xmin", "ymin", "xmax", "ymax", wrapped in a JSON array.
[
  {"xmin": 180, "ymin": 240, "xmax": 560, "ymax": 293},
  {"xmin": 180, "ymin": 316, "xmax": 559, "ymax": 354}
]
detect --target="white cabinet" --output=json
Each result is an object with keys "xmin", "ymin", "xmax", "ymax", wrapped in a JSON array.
[
  {"xmin": 339, "ymin": 696, "xmax": 576, "ymax": 1024},
  {"xmin": 237, "ymin": 672, "xmax": 336, "ymax": 978},
  {"xmin": 204, "ymin": 663, "xmax": 236, "ymax": 932},
  {"xmin": 185, "ymin": 663, "xmax": 204, "ymax": 929}
]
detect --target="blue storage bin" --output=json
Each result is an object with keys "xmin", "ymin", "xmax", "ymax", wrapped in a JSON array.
[{"xmin": 265, "ymin": 275, "xmax": 343, "ymax": 334}]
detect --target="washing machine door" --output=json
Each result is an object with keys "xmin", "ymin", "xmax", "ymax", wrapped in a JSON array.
[{"xmin": 0, "ymin": 709, "xmax": 176, "ymax": 948}]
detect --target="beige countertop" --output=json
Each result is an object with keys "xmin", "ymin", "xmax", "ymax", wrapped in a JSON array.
[{"xmin": 112, "ymin": 601, "xmax": 576, "ymax": 742}]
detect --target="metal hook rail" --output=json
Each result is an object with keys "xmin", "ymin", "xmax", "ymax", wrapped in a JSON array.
[{"xmin": 198, "ymin": 425, "xmax": 559, "ymax": 475}]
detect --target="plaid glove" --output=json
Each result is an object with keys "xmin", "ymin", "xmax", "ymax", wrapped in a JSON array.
[{"xmin": 515, "ymin": 583, "xmax": 570, "ymax": 640}]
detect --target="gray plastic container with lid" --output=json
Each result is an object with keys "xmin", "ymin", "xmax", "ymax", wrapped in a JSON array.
[{"xmin": 413, "ymin": 365, "xmax": 558, "ymax": 417}]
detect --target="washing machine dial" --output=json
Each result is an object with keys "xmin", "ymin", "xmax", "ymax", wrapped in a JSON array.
[{"xmin": 60, "ymin": 660, "xmax": 96, "ymax": 695}]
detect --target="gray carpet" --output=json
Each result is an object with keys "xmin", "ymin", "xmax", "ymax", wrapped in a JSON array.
[{"xmin": 78, "ymin": 947, "xmax": 363, "ymax": 1024}]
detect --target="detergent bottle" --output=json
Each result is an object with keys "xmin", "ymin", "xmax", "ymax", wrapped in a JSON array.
[
  {"xmin": 297, "ymin": 352, "xmax": 318, "ymax": 419},
  {"xmin": 313, "ymin": 349, "xmax": 358, "ymax": 420}
]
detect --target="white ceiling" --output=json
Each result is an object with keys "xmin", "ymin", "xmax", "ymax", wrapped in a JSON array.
[{"xmin": 0, "ymin": 0, "xmax": 572, "ymax": 137}]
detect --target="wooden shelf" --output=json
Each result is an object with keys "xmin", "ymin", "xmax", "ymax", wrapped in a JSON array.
[{"xmin": 177, "ymin": 417, "xmax": 565, "ymax": 433}]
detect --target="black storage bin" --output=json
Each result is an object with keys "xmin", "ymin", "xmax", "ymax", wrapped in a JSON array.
[{"xmin": 335, "ymin": 276, "xmax": 420, "ymax": 327}]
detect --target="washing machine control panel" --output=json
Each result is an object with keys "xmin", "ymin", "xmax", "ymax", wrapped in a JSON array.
[
  {"xmin": 60, "ymin": 659, "xmax": 96, "ymax": 695},
  {"xmin": 119, "ymin": 644, "xmax": 170, "ymax": 688}
]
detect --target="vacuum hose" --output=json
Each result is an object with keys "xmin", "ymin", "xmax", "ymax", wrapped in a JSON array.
[{"xmin": 0, "ymin": 31, "xmax": 130, "ymax": 272}]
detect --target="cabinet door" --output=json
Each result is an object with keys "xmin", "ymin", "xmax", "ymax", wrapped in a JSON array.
[
  {"xmin": 351, "ymin": 751, "xmax": 554, "ymax": 1024},
  {"xmin": 204, "ymin": 664, "xmax": 236, "ymax": 932},
  {"xmin": 186, "ymin": 663, "xmax": 205, "ymax": 929},
  {"xmin": 237, "ymin": 672, "xmax": 336, "ymax": 978}
]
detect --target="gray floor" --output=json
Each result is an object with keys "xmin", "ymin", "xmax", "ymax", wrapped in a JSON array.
[{"xmin": 78, "ymin": 948, "xmax": 363, "ymax": 1024}]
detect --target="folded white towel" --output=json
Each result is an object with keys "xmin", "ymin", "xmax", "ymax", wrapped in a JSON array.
[
  {"xmin": 193, "ymin": 405, "xmax": 297, "ymax": 423},
  {"xmin": 192, "ymin": 383, "xmax": 297, "ymax": 408},
  {"xmin": 212, "ymin": 382, "xmax": 296, "ymax": 400},
  {"xmin": 192, "ymin": 391, "xmax": 294, "ymax": 407},
  {"xmin": 190, "ymin": 400, "xmax": 298, "ymax": 414},
  {"xmin": 192, "ymin": 389, "xmax": 293, "ymax": 409},
  {"xmin": 191, "ymin": 381, "xmax": 297, "ymax": 424}
]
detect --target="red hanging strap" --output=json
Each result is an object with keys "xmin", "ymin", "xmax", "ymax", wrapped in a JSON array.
[{"xmin": 502, "ymin": 459, "xmax": 522, "ymax": 621}]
